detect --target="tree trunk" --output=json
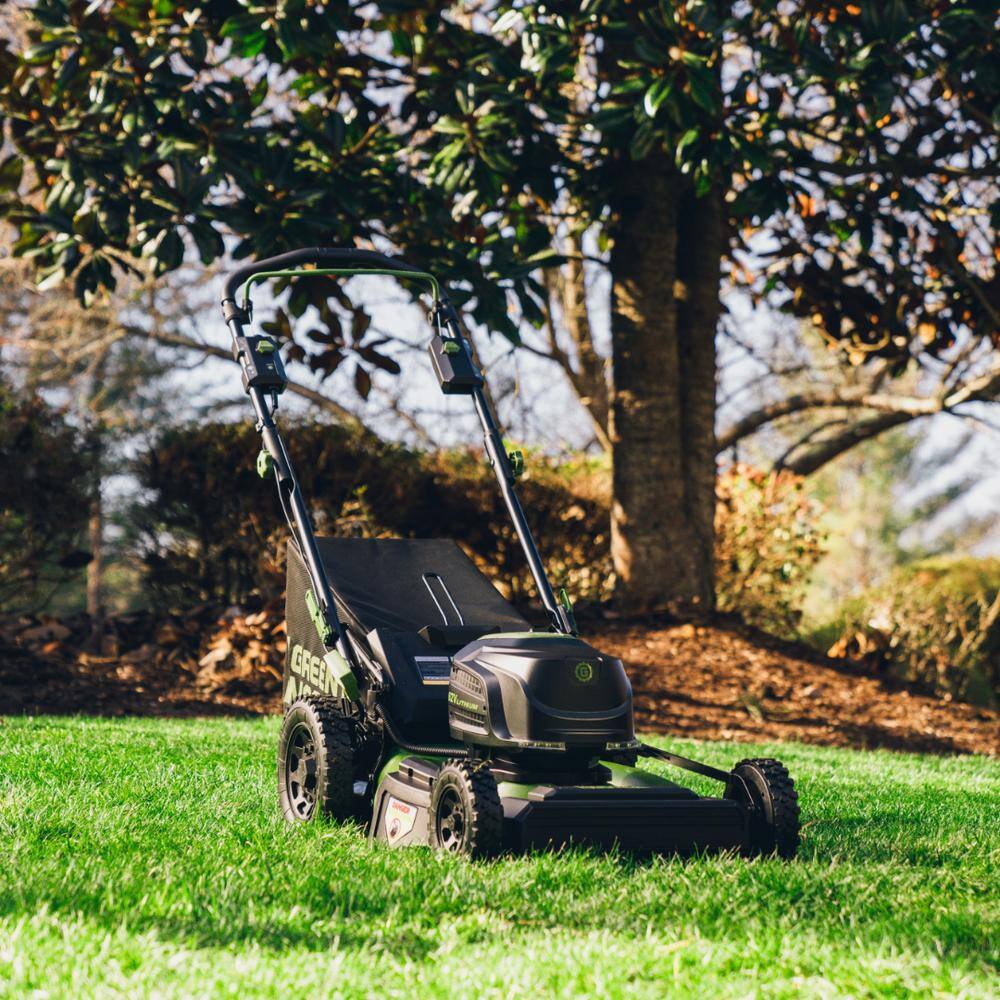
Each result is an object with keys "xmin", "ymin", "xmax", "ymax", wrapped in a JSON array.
[
  {"xmin": 608, "ymin": 159, "xmax": 722, "ymax": 612},
  {"xmin": 86, "ymin": 434, "xmax": 104, "ymax": 646}
]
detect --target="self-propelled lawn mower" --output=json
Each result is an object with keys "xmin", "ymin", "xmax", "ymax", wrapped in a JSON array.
[{"xmin": 220, "ymin": 247, "xmax": 800, "ymax": 859}]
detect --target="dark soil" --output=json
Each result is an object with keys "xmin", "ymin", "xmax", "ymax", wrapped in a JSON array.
[{"xmin": 1, "ymin": 613, "xmax": 996, "ymax": 757}]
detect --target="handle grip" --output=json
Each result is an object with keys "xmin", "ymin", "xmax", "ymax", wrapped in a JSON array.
[{"xmin": 222, "ymin": 247, "xmax": 422, "ymax": 303}]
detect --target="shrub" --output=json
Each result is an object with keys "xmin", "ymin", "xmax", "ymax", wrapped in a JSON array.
[
  {"xmin": 132, "ymin": 420, "xmax": 610, "ymax": 611},
  {"xmin": 715, "ymin": 464, "xmax": 826, "ymax": 636},
  {"xmin": 134, "ymin": 424, "xmax": 823, "ymax": 632},
  {"xmin": 0, "ymin": 378, "xmax": 93, "ymax": 611},
  {"xmin": 823, "ymin": 557, "xmax": 1000, "ymax": 705}
]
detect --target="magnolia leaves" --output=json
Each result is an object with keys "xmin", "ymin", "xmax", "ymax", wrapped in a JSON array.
[
  {"xmin": 259, "ymin": 279, "xmax": 400, "ymax": 400},
  {"xmin": 3, "ymin": 0, "xmax": 996, "ymax": 382}
]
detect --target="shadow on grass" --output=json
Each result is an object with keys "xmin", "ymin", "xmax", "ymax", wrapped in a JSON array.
[
  {"xmin": 2, "ymin": 717, "xmax": 996, "ymax": 973},
  {"xmin": 2, "ymin": 798, "xmax": 996, "ymax": 966}
]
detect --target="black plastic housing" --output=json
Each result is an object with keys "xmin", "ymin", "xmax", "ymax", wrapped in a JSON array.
[
  {"xmin": 504, "ymin": 786, "xmax": 749, "ymax": 854},
  {"xmin": 448, "ymin": 634, "xmax": 635, "ymax": 751},
  {"xmin": 428, "ymin": 335, "xmax": 484, "ymax": 394},
  {"xmin": 234, "ymin": 334, "xmax": 287, "ymax": 394}
]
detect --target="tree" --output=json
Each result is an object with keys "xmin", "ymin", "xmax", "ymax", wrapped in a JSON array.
[{"xmin": 1, "ymin": 1, "xmax": 996, "ymax": 612}]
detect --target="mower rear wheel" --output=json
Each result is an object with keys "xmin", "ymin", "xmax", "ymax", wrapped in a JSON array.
[
  {"xmin": 278, "ymin": 698, "xmax": 355, "ymax": 824},
  {"xmin": 429, "ymin": 760, "xmax": 502, "ymax": 859},
  {"xmin": 728, "ymin": 758, "xmax": 800, "ymax": 859}
]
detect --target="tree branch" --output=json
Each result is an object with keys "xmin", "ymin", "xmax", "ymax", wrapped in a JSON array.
[
  {"xmin": 778, "ymin": 412, "xmax": 913, "ymax": 475},
  {"xmin": 539, "ymin": 262, "xmax": 612, "ymax": 452},
  {"xmin": 718, "ymin": 390, "xmax": 929, "ymax": 451},
  {"xmin": 717, "ymin": 364, "xmax": 1000, "ymax": 453},
  {"xmin": 145, "ymin": 328, "xmax": 372, "ymax": 432}
]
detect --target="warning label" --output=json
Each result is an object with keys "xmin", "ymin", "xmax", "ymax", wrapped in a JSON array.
[{"xmin": 385, "ymin": 795, "xmax": 418, "ymax": 845}]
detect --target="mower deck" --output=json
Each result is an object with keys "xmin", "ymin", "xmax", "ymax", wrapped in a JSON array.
[{"xmin": 370, "ymin": 754, "xmax": 749, "ymax": 854}]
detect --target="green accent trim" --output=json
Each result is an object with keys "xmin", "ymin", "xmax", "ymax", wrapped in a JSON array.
[
  {"xmin": 507, "ymin": 449, "xmax": 524, "ymax": 478},
  {"xmin": 447, "ymin": 691, "xmax": 481, "ymax": 714},
  {"xmin": 256, "ymin": 449, "xmax": 274, "ymax": 479},
  {"xmin": 256, "ymin": 338, "xmax": 276, "ymax": 354},
  {"xmin": 376, "ymin": 750, "xmax": 452, "ymax": 791},
  {"xmin": 442, "ymin": 339, "xmax": 461, "ymax": 355},
  {"xmin": 377, "ymin": 751, "xmax": 413, "ymax": 788},
  {"xmin": 323, "ymin": 650, "xmax": 359, "ymax": 702},
  {"xmin": 375, "ymin": 759, "xmax": 682, "ymax": 803},
  {"xmin": 497, "ymin": 780, "xmax": 541, "ymax": 800},
  {"xmin": 304, "ymin": 588, "xmax": 333, "ymax": 645},
  {"xmin": 558, "ymin": 587, "xmax": 574, "ymax": 612},
  {"xmin": 240, "ymin": 267, "xmax": 440, "ymax": 307},
  {"xmin": 489, "ymin": 765, "xmax": 682, "ymax": 802}
]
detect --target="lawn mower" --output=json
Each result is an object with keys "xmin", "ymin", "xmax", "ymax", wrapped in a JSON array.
[{"xmin": 220, "ymin": 247, "xmax": 800, "ymax": 859}]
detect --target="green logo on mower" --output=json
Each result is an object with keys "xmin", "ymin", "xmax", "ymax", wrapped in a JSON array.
[
  {"xmin": 448, "ymin": 691, "xmax": 482, "ymax": 713},
  {"xmin": 574, "ymin": 661, "xmax": 594, "ymax": 683},
  {"xmin": 285, "ymin": 642, "xmax": 345, "ymax": 702}
]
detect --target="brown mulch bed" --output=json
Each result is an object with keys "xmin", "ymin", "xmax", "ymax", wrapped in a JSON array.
[
  {"xmin": 0, "ymin": 607, "xmax": 284, "ymax": 719},
  {"xmin": 599, "ymin": 619, "xmax": 998, "ymax": 757},
  {"xmin": 1, "ymin": 609, "xmax": 997, "ymax": 757}
]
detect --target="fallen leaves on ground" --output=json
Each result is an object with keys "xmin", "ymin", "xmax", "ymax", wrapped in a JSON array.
[{"xmin": 0, "ymin": 608, "xmax": 996, "ymax": 756}]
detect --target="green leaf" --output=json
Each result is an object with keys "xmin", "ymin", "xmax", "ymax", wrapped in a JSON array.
[
  {"xmin": 493, "ymin": 9, "xmax": 524, "ymax": 35},
  {"xmin": 220, "ymin": 14, "xmax": 268, "ymax": 58},
  {"xmin": 22, "ymin": 40, "xmax": 63, "ymax": 65},
  {"xmin": 634, "ymin": 36, "xmax": 667, "ymax": 66},
  {"xmin": 37, "ymin": 264, "xmax": 67, "ymax": 292},
  {"xmin": 239, "ymin": 32, "xmax": 268, "ymax": 59},
  {"xmin": 630, "ymin": 121, "xmax": 659, "ymax": 159},
  {"xmin": 686, "ymin": 65, "xmax": 717, "ymax": 114},
  {"xmin": 189, "ymin": 220, "xmax": 223, "ymax": 265},
  {"xmin": 643, "ymin": 77, "xmax": 674, "ymax": 118},
  {"xmin": 0, "ymin": 156, "xmax": 23, "ymax": 193},
  {"xmin": 523, "ymin": 247, "xmax": 563, "ymax": 267},
  {"xmin": 154, "ymin": 229, "xmax": 184, "ymax": 272},
  {"xmin": 187, "ymin": 30, "xmax": 208, "ymax": 67},
  {"xmin": 674, "ymin": 127, "xmax": 700, "ymax": 167}
]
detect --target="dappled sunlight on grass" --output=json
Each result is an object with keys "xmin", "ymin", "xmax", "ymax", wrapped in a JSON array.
[{"xmin": 1, "ymin": 716, "xmax": 997, "ymax": 997}]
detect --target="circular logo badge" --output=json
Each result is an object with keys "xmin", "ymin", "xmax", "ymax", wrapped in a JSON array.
[{"xmin": 575, "ymin": 661, "xmax": 594, "ymax": 683}]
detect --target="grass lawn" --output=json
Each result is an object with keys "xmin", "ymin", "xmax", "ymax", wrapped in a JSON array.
[{"xmin": 0, "ymin": 717, "xmax": 997, "ymax": 998}]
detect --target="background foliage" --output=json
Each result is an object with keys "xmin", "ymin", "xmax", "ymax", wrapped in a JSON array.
[
  {"xmin": 0, "ymin": 376, "xmax": 92, "ymax": 610},
  {"xmin": 133, "ymin": 420, "xmax": 610, "ymax": 611},
  {"xmin": 136, "ymin": 424, "xmax": 998, "ymax": 702},
  {"xmin": 714, "ymin": 464, "xmax": 825, "ymax": 636},
  {"xmin": 134, "ymin": 420, "xmax": 822, "ymax": 629},
  {"xmin": 819, "ymin": 557, "xmax": 1000, "ymax": 706}
]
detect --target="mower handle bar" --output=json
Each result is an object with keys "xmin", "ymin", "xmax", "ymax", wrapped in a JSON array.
[
  {"xmin": 222, "ymin": 245, "xmax": 575, "ymax": 636},
  {"xmin": 222, "ymin": 247, "xmax": 426, "ymax": 304}
]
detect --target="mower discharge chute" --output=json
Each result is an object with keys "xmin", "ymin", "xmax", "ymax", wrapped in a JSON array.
[{"xmin": 220, "ymin": 248, "xmax": 800, "ymax": 859}]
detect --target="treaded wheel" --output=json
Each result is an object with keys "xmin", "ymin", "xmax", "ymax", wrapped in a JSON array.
[
  {"xmin": 728, "ymin": 758, "xmax": 800, "ymax": 859},
  {"xmin": 429, "ymin": 760, "xmax": 502, "ymax": 859},
  {"xmin": 278, "ymin": 697, "xmax": 355, "ymax": 823}
]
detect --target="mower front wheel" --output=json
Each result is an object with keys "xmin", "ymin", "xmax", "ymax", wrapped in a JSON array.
[
  {"xmin": 728, "ymin": 758, "xmax": 800, "ymax": 859},
  {"xmin": 429, "ymin": 760, "xmax": 503, "ymax": 859},
  {"xmin": 278, "ymin": 698, "xmax": 355, "ymax": 824}
]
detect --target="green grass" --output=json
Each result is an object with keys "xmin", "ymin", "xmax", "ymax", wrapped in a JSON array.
[{"xmin": 1, "ymin": 717, "xmax": 997, "ymax": 998}]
